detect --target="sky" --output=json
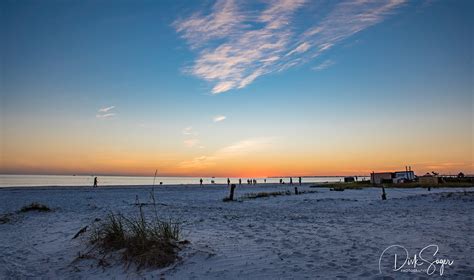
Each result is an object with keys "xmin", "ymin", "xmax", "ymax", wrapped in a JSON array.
[{"xmin": 1, "ymin": 0, "xmax": 473, "ymax": 177}]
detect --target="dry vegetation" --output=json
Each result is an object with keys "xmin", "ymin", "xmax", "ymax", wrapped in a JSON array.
[
  {"xmin": 310, "ymin": 181, "xmax": 474, "ymax": 190},
  {"xmin": 89, "ymin": 190, "xmax": 184, "ymax": 269},
  {"xmin": 240, "ymin": 189, "xmax": 318, "ymax": 200},
  {"xmin": 0, "ymin": 214, "xmax": 13, "ymax": 224},
  {"xmin": 241, "ymin": 190, "xmax": 292, "ymax": 199},
  {"xmin": 0, "ymin": 202, "xmax": 52, "ymax": 224},
  {"xmin": 20, "ymin": 202, "xmax": 51, "ymax": 212}
]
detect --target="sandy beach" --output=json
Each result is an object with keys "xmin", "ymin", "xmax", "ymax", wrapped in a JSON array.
[
  {"xmin": 3, "ymin": 0, "xmax": 473, "ymax": 278},
  {"xmin": 1, "ymin": 184, "xmax": 473, "ymax": 279}
]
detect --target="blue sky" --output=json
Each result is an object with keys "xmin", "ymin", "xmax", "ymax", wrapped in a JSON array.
[{"xmin": 1, "ymin": 0, "xmax": 472, "ymax": 176}]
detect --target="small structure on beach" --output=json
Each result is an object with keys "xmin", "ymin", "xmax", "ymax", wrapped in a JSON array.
[
  {"xmin": 371, "ymin": 169, "xmax": 415, "ymax": 184},
  {"xmin": 344, "ymin": 176, "xmax": 355, "ymax": 183},
  {"xmin": 370, "ymin": 172, "xmax": 393, "ymax": 184},
  {"xmin": 419, "ymin": 173, "xmax": 439, "ymax": 185}
]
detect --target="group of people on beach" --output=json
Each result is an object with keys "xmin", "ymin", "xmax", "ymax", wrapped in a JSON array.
[
  {"xmin": 92, "ymin": 176, "xmax": 303, "ymax": 188},
  {"xmin": 198, "ymin": 177, "xmax": 303, "ymax": 186}
]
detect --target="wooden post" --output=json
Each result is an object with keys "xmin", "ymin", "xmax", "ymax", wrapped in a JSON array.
[
  {"xmin": 381, "ymin": 185, "xmax": 387, "ymax": 200},
  {"xmin": 229, "ymin": 184, "xmax": 236, "ymax": 201},
  {"xmin": 294, "ymin": 186, "xmax": 298, "ymax": 195}
]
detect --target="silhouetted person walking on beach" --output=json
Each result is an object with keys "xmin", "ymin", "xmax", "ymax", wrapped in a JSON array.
[{"xmin": 93, "ymin": 177, "xmax": 98, "ymax": 188}]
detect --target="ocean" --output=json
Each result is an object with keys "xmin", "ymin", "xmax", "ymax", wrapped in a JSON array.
[{"xmin": 0, "ymin": 174, "xmax": 369, "ymax": 187}]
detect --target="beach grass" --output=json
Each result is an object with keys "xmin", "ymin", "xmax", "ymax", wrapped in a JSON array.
[
  {"xmin": 90, "ymin": 190, "xmax": 183, "ymax": 269},
  {"xmin": 309, "ymin": 181, "xmax": 473, "ymax": 190},
  {"xmin": 0, "ymin": 214, "xmax": 13, "ymax": 224},
  {"xmin": 240, "ymin": 189, "xmax": 318, "ymax": 200},
  {"xmin": 91, "ymin": 212, "xmax": 182, "ymax": 269},
  {"xmin": 20, "ymin": 202, "xmax": 51, "ymax": 212},
  {"xmin": 241, "ymin": 190, "xmax": 292, "ymax": 199}
]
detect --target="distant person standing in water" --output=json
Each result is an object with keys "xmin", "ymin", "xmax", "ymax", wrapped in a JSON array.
[
  {"xmin": 290, "ymin": 177, "xmax": 293, "ymax": 185},
  {"xmin": 200, "ymin": 178, "xmax": 203, "ymax": 186},
  {"xmin": 299, "ymin": 177, "xmax": 302, "ymax": 185},
  {"xmin": 227, "ymin": 178, "xmax": 230, "ymax": 186},
  {"xmin": 93, "ymin": 177, "xmax": 98, "ymax": 188},
  {"xmin": 239, "ymin": 178, "xmax": 242, "ymax": 185}
]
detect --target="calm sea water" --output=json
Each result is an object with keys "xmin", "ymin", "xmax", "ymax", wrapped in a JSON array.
[{"xmin": 0, "ymin": 175, "xmax": 369, "ymax": 187}]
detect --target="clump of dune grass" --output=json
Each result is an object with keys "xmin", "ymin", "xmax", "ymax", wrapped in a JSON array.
[
  {"xmin": 240, "ymin": 189, "xmax": 318, "ymax": 200},
  {"xmin": 298, "ymin": 190, "xmax": 319, "ymax": 194},
  {"xmin": 20, "ymin": 202, "xmax": 51, "ymax": 212},
  {"xmin": 90, "ymin": 189, "xmax": 183, "ymax": 269},
  {"xmin": 310, "ymin": 181, "xmax": 474, "ymax": 190},
  {"xmin": 0, "ymin": 213, "xmax": 13, "ymax": 224},
  {"xmin": 241, "ymin": 190, "xmax": 292, "ymax": 200}
]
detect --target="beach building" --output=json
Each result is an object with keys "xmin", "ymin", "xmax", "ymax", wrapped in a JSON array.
[
  {"xmin": 370, "ymin": 172, "xmax": 393, "ymax": 184},
  {"xmin": 370, "ymin": 170, "xmax": 415, "ymax": 184},
  {"xmin": 419, "ymin": 173, "xmax": 439, "ymax": 185},
  {"xmin": 344, "ymin": 176, "xmax": 355, "ymax": 183},
  {"xmin": 393, "ymin": 171, "xmax": 415, "ymax": 183}
]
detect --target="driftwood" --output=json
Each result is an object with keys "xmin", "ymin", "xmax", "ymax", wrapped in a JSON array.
[
  {"xmin": 72, "ymin": 226, "xmax": 88, "ymax": 239},
  {"xmin": 132, "ymin": 202, "xmax": 168, "ymax": 207}
]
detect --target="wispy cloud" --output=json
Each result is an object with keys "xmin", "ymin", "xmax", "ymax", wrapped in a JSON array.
[
  {"xmin": 173, "ymin": 0, "xmax": 245, "ymax": 48},
  {"xmin": 178, "ymin": 155, "xmax": 216, "ymax": 169},
  {"xmin": 98, "ymin": 106, "xmax": 115, "ymax": 113},
  {"xmin": 96, "ymin": 106, "xmax": 116, "ymax": 119},
  {"xmin": 175, "ymin": 0, "xmax": 406, "ymax": 94},
  {"xmin": 96, "ymin": 113, "xmax": 116, "ymax": 119},
  {"xmin": 182, "ymin": 126, "xmax": 195, "ymax": 135},
  {"xmin": 300, "ymin": 0, "xmax": 406, "ymax": 56},
  {"xmin": 286, "ymin": 42, "xmax": 311, "ymax": 56},
  {"xmin": 182, "ymin": 126, "xmax": 201, "ymax": 148},
  {"xmin": 213, "ymin": 115, "xmax": 227, "ymax": 122},
  {"xmin": 179, "ymin": 137, "xmax": 273, "ymax": 169},
  {"xmin": 215, "ymin": 138, "xmax": 272, "ymax": 157},
  {"xmin": 183, "ymin": 138, "xmax": 199, "ymax": 148},
  {"xmin": 313, "ymin": 59, "xmax": 335, "ymax": 71}
]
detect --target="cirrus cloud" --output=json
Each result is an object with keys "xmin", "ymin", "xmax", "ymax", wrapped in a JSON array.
[
  {"xmin": 183, "ymin": 138, "xmax": 199, "ymax": 148},
  {"xmin": 96, "ymin": 106, "xmax": 116, "ymax": 119},
  {"xmin": 313, "ymin": 59, "xmax": 335, "ymax": 71},
  {"xmin": 179, "ymin": 137, "xmax": 274, "ymax": 169},
  {"xmin": 213, "ymin": 115, "xmax": 227, "ymax": 122},
  {"xmin": 174, "ymin": 0, "xmax": 406, "ymax": 94}
]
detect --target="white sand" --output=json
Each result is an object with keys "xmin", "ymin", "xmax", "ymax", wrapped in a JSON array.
[{"xmin": 1, "ymin": 184, "xmax": 473, "ymax": 279}]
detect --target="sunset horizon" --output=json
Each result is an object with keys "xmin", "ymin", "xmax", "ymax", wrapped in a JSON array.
[
  {"xmin": 2, "ymin": 1, "xmax": 472, "ymax": 179},
  {"xmin": 1, "ymin": 1, "xmax": 473, "ymax": 278}
]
